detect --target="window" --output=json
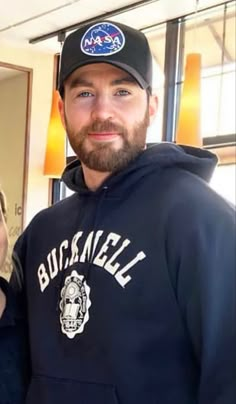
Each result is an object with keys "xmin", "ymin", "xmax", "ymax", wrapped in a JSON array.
[
  {"xmin": 145, "ymin": 23, "xmax": 166, "ymax": 143},
  {"xmin": 183, "ymin": 2, "xmax": 236, "ymax": 139},
  {"xmin": 174, "ymin": 2, "xmax": 236, "ymax": 204},
  {"xmin": 210, "ymin": 164, "xmax": 236, "ymax": 205}
]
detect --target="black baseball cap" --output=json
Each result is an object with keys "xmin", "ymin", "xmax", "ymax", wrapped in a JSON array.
[{"xmin": 58, "ymin": 20, "xmax": 153, "ymax": 96}]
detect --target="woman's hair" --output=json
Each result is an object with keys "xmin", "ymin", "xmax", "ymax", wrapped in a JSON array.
[{"xmin": 0, "ymin": 189, "xmax": 7, "ymax": 220}]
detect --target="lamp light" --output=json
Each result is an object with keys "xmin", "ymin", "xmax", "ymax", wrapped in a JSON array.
[
  {"xmin": 176, "ymin": 53, "xmax": 202, "ymax": 147},
  {"xmin": 43, "ymin": 89, "xmax": 66, "ymax": 178}
]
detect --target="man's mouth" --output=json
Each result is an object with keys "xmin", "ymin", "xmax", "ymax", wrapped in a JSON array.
[{"xmin": 88, "ymin": 132, "xmax": 120, "ymax": 141}]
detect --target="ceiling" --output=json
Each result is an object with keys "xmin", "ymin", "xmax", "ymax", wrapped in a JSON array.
[{"xmin": 0, "ymin": 0, "xmax": 230, "ymax": 53}]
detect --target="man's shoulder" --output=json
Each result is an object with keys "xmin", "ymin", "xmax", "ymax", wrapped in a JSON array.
[{"xmin": 159, "ymin": 166, "xmax": 235, "ymax": 218}]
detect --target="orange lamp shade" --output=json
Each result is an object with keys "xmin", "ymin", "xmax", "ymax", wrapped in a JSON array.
[
  {"xmin": 176, "ymin": 53, "xmax": 202, "ymax": 147},
  {"xmin": 43, "ymin": 90, "xmax": 66, "ymax": 178}
]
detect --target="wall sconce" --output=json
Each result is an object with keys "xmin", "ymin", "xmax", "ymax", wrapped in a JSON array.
[{"xmin": 43, "ymin": 89, "xmax": 66, "ymax": 178}]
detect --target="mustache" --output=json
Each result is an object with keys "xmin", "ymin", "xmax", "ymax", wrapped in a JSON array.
[{"xmin": 86, "ymin": 119, "xmax": 126, "ymax": 133}]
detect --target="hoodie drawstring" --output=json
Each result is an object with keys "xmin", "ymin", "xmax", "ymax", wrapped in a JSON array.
[{"xmin": 84, "ymin": 186, "xmax": 108, "ymax": 284}]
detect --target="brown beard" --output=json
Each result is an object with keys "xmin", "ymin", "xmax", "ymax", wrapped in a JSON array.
[{"xmin": 64, "ymin": 107, "xmax": 150, "ymax": 173}]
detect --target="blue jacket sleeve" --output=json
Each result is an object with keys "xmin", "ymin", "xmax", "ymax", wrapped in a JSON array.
[{"xmin": 166, "ymin": 185, "xmax": 236, "ymax": 404}]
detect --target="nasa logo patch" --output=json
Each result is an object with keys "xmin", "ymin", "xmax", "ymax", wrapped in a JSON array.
[{"xmin": 81, "ymin": 22, "xmax": 125, "ymax": 56}]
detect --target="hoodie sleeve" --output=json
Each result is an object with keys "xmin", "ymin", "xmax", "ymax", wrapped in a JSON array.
[
  {"xmin": 166, "ymin": 181, "xmax": 236, "ymax": 404},
  {"xmin": 0, "ymin": 233, "xmax": 30, "ymax": 403}
]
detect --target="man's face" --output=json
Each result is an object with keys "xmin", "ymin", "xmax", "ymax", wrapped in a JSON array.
[{"xmin": 59, "ymin": 63, "xmax": 157, "ymax": 173}]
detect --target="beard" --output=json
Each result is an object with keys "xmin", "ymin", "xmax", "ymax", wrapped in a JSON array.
[{"xmin": 64, "ymin": 107, "xmax": 150, "ymax": 173}]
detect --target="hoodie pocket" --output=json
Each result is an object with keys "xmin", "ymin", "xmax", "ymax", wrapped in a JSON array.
[{"xmin": 26, "ymin": 375, "xmax": 119, "ymax": 404}]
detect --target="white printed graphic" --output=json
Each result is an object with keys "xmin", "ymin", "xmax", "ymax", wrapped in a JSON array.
[
  {"xmin": 81, "ymin": 22, "xmax": 125, "ymax": 56},
  {"xmin": 60, "ymin": 270, "xmax": 91, "ymax": 339}
]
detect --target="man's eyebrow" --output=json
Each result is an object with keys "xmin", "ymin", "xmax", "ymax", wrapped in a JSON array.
[
  {"xmin": 68, "ymin": 77, "xmax": 93, "ymax": 90},
  {"xmin": 111, "ymin": 76, "xmax": 137, "ymax": 86}
]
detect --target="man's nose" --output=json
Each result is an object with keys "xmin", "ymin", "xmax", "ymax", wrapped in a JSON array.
[{"xmin": 91, "ymin": 95, "xmax": 114, "ymax": 121}]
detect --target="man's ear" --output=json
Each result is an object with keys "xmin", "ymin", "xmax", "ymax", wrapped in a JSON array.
[
  {"xmin": 58, "ymin": 97, "xmax": 66, "ymax": 129},
  {"xmin": 149, "ymin": 94, "xmax": 158, "ymax": 125}
]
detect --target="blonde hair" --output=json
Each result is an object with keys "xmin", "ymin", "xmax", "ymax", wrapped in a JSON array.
[{"xmin": 0, "ymin": 189, "xmax": 7, "ymax": 220}]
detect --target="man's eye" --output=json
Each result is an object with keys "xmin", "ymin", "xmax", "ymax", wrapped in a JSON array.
[
  {"xmin": 116, "ymin": 89, "xmax": 130, "ymax": 96},
  {"xmin": 78, "ymin": 91, "xmax": 93, "ymax": 97}
]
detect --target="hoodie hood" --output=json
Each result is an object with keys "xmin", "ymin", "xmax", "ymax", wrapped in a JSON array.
[{"xmin": 62, "ymin": 143, "xmax": 218, "ymax": 194}]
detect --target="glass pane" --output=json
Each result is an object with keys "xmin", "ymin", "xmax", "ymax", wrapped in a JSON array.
[
  {"xmin": 64, "ymin": 185, "xmax": 74, "ymax": 198},
  {"xmin": 67, "ymin": 141, "xmax": 76, "ymax": 158},
  {"xmin": 210, "ymin": 164, "xmax": 236, "ymax": 205},
  {"xmin": 146, "ymin": 23, "xmax": 166, "ymax": 143},
  {"xmin": 182, "ymin": 2, "xmax": 236, "ymax": 138},
  {"xmin": 201, "ymin": 66, "xmax": 236, "ymax": 136}
]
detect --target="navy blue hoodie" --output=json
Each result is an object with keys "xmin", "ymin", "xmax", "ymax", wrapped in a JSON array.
[{"xmin": 3, "ymin": 143, "xmax": 236, "ymax": 404}]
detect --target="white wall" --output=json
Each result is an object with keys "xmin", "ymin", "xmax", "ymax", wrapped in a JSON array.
[
  {"xmin": 0, "ymin": 73, "xmax": 27, "ymax": 245},
  {"xmin": 0, "ymin": 73, "xmax": 28, "ymax": 278},
  {"xmin": 0, "ymin": 42, "xmax": 54, "ymax": 225}
]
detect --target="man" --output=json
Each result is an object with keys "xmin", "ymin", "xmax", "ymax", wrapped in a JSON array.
[{"xmin": 0, "ymin": 20, "xmax": 235, "ymax": 404}]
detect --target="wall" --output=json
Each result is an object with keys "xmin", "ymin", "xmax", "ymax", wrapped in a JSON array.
[
  {"xmin": 0, "ymin": 73, "xmax": 27, "ymax": 276},
  {"xmin": 0, "ymin": 42, "xmax": 54, "ymax": 225}
]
